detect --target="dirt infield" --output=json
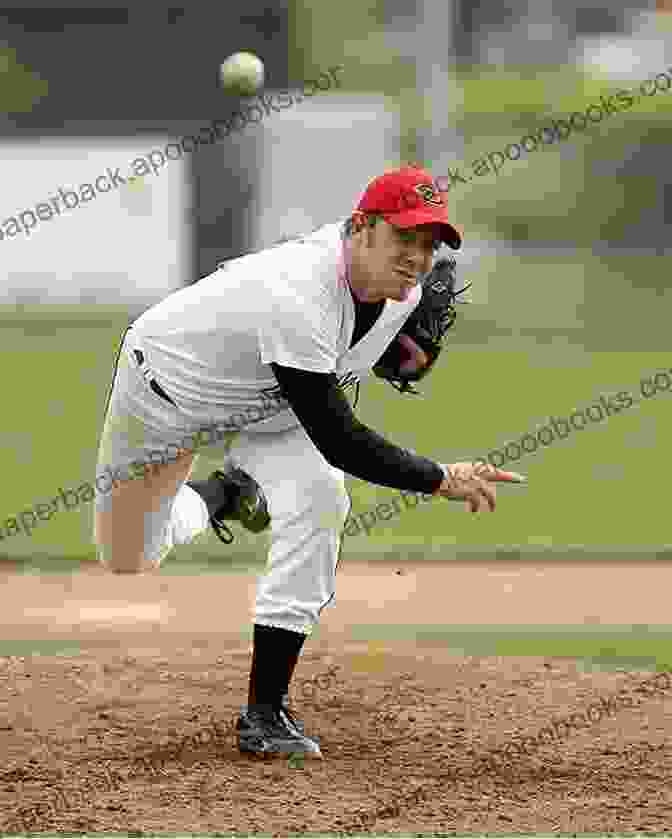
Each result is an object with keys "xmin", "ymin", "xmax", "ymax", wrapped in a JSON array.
[{"xmin": 1, "ymin": 559, "xmax": 671, "ymax": 835}]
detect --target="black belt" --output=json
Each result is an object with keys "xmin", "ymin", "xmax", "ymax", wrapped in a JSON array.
[{"xmin": 133, "ymin": 349, "xmax": 178, "ymax": 407}]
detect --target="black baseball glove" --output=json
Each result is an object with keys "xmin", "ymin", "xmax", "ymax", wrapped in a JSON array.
[{"xmin": 372, "ymin": 257, "xmax": 472, "ymax": 394}]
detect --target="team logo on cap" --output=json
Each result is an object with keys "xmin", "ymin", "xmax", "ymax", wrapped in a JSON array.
[{"xmin": 414, "ymin": 183, "xmax": 443, "ymax": 206}]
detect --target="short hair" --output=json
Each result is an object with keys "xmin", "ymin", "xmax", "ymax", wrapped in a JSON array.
[{"xmin": 341, "ymin": 212, "xmax": 383, "ymax": 239}]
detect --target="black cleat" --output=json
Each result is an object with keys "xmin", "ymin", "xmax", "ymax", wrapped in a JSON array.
[
  {"xmin": 188, "ymin": 467, "xmax": 270, "ymax": 545},
  {"xmin": 236, "ymin": 699, "xmax": 322, "ymax": 759}
]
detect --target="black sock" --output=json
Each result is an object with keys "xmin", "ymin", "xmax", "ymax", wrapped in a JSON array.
[{"xmin": 247, "ymin": 623, "xmax": 306, "ymax": 709}]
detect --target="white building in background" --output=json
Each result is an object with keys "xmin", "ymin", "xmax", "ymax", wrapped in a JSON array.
[
  {"xmin": 0, "ymin": 94, "xmax": 401, "ymax": 308},
  {"xmin": 0, "ymin": 137, "xmax": 192, "ymax": 307}
]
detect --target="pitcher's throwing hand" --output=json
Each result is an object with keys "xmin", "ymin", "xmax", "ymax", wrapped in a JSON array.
[
  {"xmin": 435, "ymin": 465, "xmax": 496, "ymax": 514},
  {"xmin": 436, "ymin": 461, "xmax": 527, "ymax": 513},
  {"xmin": 447, "ymin": 461, "xmax": 526, "ymax": 484}
]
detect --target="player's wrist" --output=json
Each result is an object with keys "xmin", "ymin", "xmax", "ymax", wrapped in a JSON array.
[{"xmin": 433, "ymin": 463, "xmax": 452, "ymax": 493}]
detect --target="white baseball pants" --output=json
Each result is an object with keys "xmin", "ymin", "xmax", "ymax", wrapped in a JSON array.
[{"xmin": 93, "ymin": 328, "xmax": 351, "ymax": 635}]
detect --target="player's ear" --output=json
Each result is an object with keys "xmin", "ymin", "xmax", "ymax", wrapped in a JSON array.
[{"xmin": 349, "ymin": 210, "xmax": 366, "ymax": 236}]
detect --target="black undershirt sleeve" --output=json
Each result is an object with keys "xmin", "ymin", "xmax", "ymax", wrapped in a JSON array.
[{"xmin": 269, "ymin": 362, "xmax": 445, "ymax": 495}]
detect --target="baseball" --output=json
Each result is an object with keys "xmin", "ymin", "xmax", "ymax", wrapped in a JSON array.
[{"xmin": 219, "ymin": 52, "xmax": 265, "ymax": 96}]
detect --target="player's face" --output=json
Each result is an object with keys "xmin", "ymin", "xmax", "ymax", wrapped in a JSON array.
[{"xmin": 354, "ymin": 219, "xmax": 441, "ymax": 303}]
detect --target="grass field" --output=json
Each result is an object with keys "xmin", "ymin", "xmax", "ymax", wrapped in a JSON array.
[
  {"xmin": 1, "ymin": 623, "xmax": 672, "ymax": 672},
  {"xmin": 1, "ymin": 247, "xmax": 670, "ymax": 565},
  {"xmin": 347, "ymin": 624, "xmax": 672, "ymax": 672}
]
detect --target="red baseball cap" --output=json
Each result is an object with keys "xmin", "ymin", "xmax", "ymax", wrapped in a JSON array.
[{"xmin": 355, "ymin": 165, "xmax": 462, "ymax": 249}]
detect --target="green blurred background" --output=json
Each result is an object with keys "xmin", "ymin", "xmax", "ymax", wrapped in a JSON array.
[{"xmin": 1, "ymin": 0, "xmax": 670, "ymax": 570}]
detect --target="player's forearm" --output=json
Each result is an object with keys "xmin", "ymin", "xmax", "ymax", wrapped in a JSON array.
[
  {"xmin": 269, "ymin": 362, "xmax": 444, "ymax": 494},
  {"xmin": 327, "ymin": 420, "xmax": 445, "ymax": 494}
]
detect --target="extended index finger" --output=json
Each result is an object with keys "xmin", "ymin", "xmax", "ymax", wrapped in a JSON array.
[
  {"xmin": 475, "ymin": 463, "xmax": 527, "ymax": 484},
  {"xmin": 490, "ymin": 469, "xmax": 526, "ymax": 484}
]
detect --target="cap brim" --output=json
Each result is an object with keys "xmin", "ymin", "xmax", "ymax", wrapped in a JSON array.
[{"xmin": 384, "ymin": 209, "xmax": 462, "ymax": 250}]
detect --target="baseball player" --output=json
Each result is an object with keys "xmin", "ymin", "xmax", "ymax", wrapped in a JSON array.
[{"xmin": 94, "ymin": 164, "xmax": 524, "ymax": 759}]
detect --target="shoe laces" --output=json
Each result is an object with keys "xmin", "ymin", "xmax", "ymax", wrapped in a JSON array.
[
  {"xmin": 247, "ymin": 704, "xmax": 296, "ymax": 737},
  {"xmin": 278, "ymin": 694, "xmax": 305, "ymax": 734},
  {"xmin": 210, "ymin": 517, "xmax": 234, "ymax": 544},
  {"xmin": 209, "ymin": 469, "xmax": 242, "ymax": 544}
]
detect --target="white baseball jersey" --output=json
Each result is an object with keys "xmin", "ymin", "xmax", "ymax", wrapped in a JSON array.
[{"xmin": 128, "ymin": 220, "xmax": 422, "ymax": 432}]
